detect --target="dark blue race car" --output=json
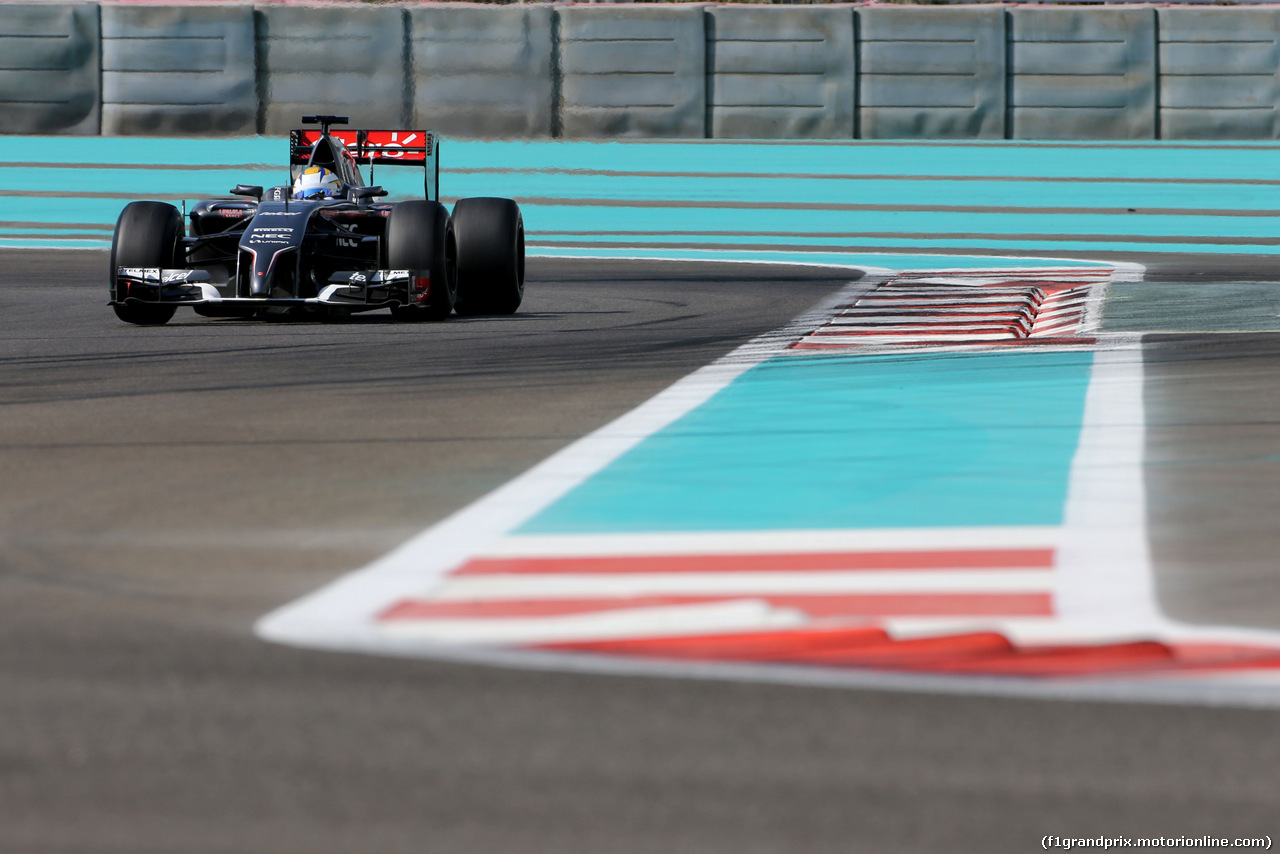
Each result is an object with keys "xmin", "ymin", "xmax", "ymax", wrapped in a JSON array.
[{"xmin": 109, "ymin": 115, "xmax": 524, "ymax": 325}]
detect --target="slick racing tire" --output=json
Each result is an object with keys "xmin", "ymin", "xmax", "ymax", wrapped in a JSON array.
[
  {"xmin": 383, "ymin": 199, "xmax": 456, "ymax": 322},
  {"xmin": 110, "ymin": 201, "xmax": 183, "ymax": 326},
  {"xmin": 452, "ymin": 197, "xmax": 524, "ymax": 316}
]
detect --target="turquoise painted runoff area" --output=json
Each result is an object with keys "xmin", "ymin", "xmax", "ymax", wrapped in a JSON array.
[
  {"xmin": 521, "ymin": 350, "xmax": 1095, "ymax": 534},
  {"xmin": 5, "ymin": 136, "xmax": 1280, "ymax": 261}
]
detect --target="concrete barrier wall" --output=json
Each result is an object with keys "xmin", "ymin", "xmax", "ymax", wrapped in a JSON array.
[
  {"xmin": 0, "ymin": 3, "xmax": 99, "ymax": 134},
  {"xmin": 1160, "ymin": 7, "xmax": 1280, "ymax": 140},
  {"xmin": 1009, "ymin": 7, "xmax": 1157, "ymax": 140},
  {"xmin": 707, "ymin": 6, "xmax": 854, "ymax": 140},
  {"xmin": 6, "ymin": 4, "xmax": 1280, "ymax": 140},
  {"xmin": 102, "ymin": 4, "xmax": 255, "ymax": 135},
  {"xmin": 860, "ymin": 6, "xmax": 1006, "ymax": 140},
  {"xmin": 257, "ymin": 5, "xmax": 406, "ymax": 134},
  {"xmin": 409, "ymin": 5, "xmax": 554, "ymax": 139},
  {"xmin": 559, "ymin": 5, "xmax": 705, "ymax": 138}
]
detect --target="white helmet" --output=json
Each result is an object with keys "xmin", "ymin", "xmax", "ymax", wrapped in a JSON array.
[{"xmin": 293, "ymin": 166, "xmax": 342, "ymax": 200}]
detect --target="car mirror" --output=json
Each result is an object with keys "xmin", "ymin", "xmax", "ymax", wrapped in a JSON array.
[
  {"xmin": 231, "ymin": 184, "xmax": 264, "ymax": 200},
  {"xmin": 352, "ymin": 186, "xmax": 388, "ymax": 200}
]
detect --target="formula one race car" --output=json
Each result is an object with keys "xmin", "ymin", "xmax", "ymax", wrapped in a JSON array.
[{"xmin": 109, "ymin": 115, "xmax": 524, "ymax": 325}]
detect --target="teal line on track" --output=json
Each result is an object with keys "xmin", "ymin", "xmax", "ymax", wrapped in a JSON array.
[
  {"xmin": 6, "ymin": 136, "xmax": 1280, "ymax": 261},
  {"xmin": 531, "ymin": 247, "xmax": 1102, "ymax": 270},
  {"xmin": 520, "ymin": 350, "xmax": 1095, "ymax": 534},
  {"xmin": 441, "ymin": 139, "xmax": 1280, "ymax": 182},
  {"xmin": 11, "ymin": 136, "xmax": 1280, "ymax": 177},
  {"xmin": 522, "ymin": 206, "xmax": 1280, "ymax": 240}
]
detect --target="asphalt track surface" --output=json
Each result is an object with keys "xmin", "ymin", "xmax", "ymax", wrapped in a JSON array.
[{"xmin": 3, "ymin": 249, "xmax": 1279, "ymax": 853}]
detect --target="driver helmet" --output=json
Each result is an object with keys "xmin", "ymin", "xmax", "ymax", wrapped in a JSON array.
[{"xmin": 293, "ymin": 166, "xmax": 342, "ymax": 200}]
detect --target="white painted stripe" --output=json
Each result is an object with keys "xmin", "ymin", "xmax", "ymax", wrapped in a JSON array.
[
  {"xmin": 876, "ymin": 283, "xmax": 1046, "ymax": 290},
  {"xmin": 1034, "ymin": 308, "xmax": 1085, "ymax": 322},
  {"xmin": 1029, "ymin": 327, "xmax": 1082, "ymax": 338},
  {"xmin": 1030, "ymin": 319, "xmax": 1083, "ymax": 333},
  {"xmin": 866, "ymin": 343, "xmax": 1102, "ymax": 357},
  {"xmin": 1057, "ymin": 344, "xmax": 1159, "ymax": 624},
  {"xmin": 825, "ymin": 323, "xmax": 1027, "ymax": 331},
  {"xmin": 382, "ymin": 600, "xmax": 806, "ymax": 645},
  {"xmin": 1078, "ymin": 281, "xmax": 1112, "ymax": 335},
  {"xmin": 432, "ymin": 570, "xmax": 1054, "ymax": 600},
  {"xmin": 857, "ymin": 297, "xmax": 1037, "ymax": 306},
  {"xmin": 880, "ymin": 284, "xmax": 1044, "ymax": 290},
  {"xmin": 861, "ymin": 288, "xmax": 1039, "ymax": 296},
  {"xmin": 483, "ymin": 527, "xmax": 1062, "ymax": 557},
  {"xmin": 1107, "ymin": 262, "xmax": 1146, "ymax": 284},
  {"xmin": 840, "ymin": 310, "xmax": 1021, "ymax": 317},
  {"xmin": 817, "ymin": 326, "xmax": 1020, "ymax": 334},
  {"xmin": 814, "ymin": 335, "xmax": 1013, "ymax": 345},
  {"xmin": 883, "ymin": 617, "xmax": 1144, "ymax": 645},
  {"xmin": 830, "ymin": 314, "xmax": 1030, "ymax": 322},
  {"xmin": 894, "ymin": 276, "xmax": 1102, "ymax": 286},
  {"xmin": 885, "ymin": 616, "xmax": 1280, "ymax": 649},
  {"xmin": 835, "ymin": 311, "xmax": 1030, "ymax": 320}
]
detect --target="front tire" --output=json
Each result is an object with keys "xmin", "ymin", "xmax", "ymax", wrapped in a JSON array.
[
  {"xmin": 452, "ymin": 197, "xmax": 524, "ymax": 316},
  {"xmin": 382, "ymin": 199, "xmax": 456, "ymax": 322},
  {"xmin": 110, "ymin": 201, "xmax": 183, "ymax": 326}
]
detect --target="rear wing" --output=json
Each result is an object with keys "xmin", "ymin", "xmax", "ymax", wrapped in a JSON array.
[{"xmin": 290, "ymin": 128, "xmax": 440, "ymax": 201}]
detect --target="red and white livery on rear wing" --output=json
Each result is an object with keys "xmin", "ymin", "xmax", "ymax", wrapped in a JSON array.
[{"xmin": 290, "ymin": 128, "xmax": 440, "ymax": 200}]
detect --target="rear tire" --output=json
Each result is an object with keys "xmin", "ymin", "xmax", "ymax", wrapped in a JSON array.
[
  {"xmin": 452, "ymin": 197, "xmax": 524, "ymax": 316},
  {"xmin": 382, "ymin": 199, "xmax": 456, "ymax": 322},
  {"xmin": 110, "ymin": 201, "xmax": 183, "ymax": 326}
]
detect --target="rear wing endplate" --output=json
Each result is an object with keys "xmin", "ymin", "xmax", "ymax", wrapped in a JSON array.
[{"xmin": 290, "ymin": 128, "xmax": 440, "ymax": 201}]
